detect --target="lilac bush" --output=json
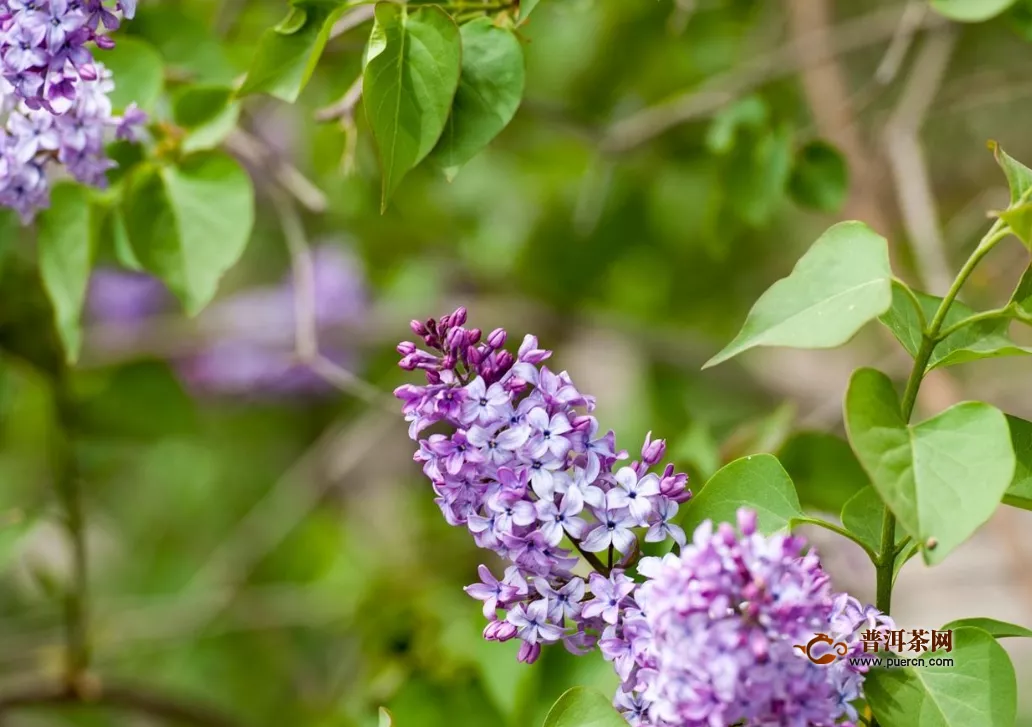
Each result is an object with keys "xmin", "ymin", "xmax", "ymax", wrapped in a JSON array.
[
  {"xmin": 0, "ymin": 0, "xmax": 143, "ymax": 221},
  {"xmin": 396, "ymin": 309, "xmax": 892, "ymax": 724}
]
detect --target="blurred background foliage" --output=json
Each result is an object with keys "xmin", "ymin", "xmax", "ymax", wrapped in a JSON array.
[{"xmin": 4, "ymin": 0, "xmax": 1032, "ymax": 725}]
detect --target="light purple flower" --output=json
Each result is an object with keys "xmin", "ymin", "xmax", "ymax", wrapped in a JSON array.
[
  {"xmin": 581, "ymin": 571, "xmax": 636, "ymax": 625},
  {"xmin": 534, "ymin": 576, "xmax": 585, "ymax": 623},
  {"xmin": 535, "ymin": 487, "xmax": 588, "ymax": 546},
  {"xmin": 464, "ymin": 564, "xmax": 520, "ymax": 621},
  {"xmin": 645, "ymin": 497, "xmax": 685, "ymax": 548},
  {"xmin": 607, "ymin": 467, "xmax": 659, "ymax": 524},
  {"xmin": 527, "ymin": 406, "xmax": 573, "ymax": 459},
  {"xmin": 506, "ymin": 599, "xmax": 565, "ymax": 645},
  {"xmin": 581, "ymin": 505, "xmax": 638, "ymax": 554}
]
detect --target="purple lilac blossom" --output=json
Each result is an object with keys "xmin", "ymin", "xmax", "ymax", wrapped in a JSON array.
[
  {"xmin": 0, "ymin": 63, "xmax": 145, "ymax": 221},
  {"xmin": 397, "ymin": 311, "xmax": 894, "ymax": 726},
  {"xmin": 613, "ymin": 508, "xmax": 894, "ymax": 727},
  {"xmin": 394, "ymin": 309, "xmax": 693, "ymax": 668},
  {"xmin": 83, "ymin": 243, "xmax": 367, "ymax": 399},
  {"xmin": 0, "ymin": 0, "xmax": 137, "ymax": 113}
]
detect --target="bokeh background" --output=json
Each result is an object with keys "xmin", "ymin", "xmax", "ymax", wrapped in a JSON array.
[{"xmin": 3, "ymin": 0, "xmax": 1032, "ymax": 724}]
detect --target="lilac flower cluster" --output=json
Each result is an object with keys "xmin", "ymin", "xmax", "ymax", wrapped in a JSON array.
[
  {"xmin": 85, "ymin": 244, "xmax": 368, "ymax": 398},
  {"xmin": 397, "ymin": 311, "xmax": 894, "ymax": 726},
  {"xmin": 0, "ymin": 66, "xmax": 143, "ymax": 220},
  {"xmin": 609, "ymin": 509, "xmax": 894, "ymax": 727},
  {"xmin": 0, "ymin": 1, "xmax": 144, "ymax": 221},
  {"xmin": 1, "ymin": 0, "xmax": 137, "ymax": 113},
  {"xmin": 395, "ymin": 309, "xmax": 693, "ymax": 665}
]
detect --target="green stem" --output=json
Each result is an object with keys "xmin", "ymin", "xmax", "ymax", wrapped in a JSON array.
[
  {"xmin": 54, "ymin": 372, "xmax": 89, "ymax": 686},
  {"xmin": 875, "ymin": 218, "xmax": 1010, "ymax": 617},
  {"xmin": 797, "ymin": 516, "xmax": 878, "ymax": 563},
  {"xmin": 934, "ymin": 306, "xmax": 1011, "ymax": 341}
]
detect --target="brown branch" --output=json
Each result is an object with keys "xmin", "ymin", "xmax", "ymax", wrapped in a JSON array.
[
  {"xmin": 602, "ymin": 4, "xmax": 940, "ymax": 154},
  {"xmin": 0, "ymin": 680, "xmax": 247, "ymax": 727},
  {"xmin": 783, "ymin": 0, "xmax": 891, "ymax": 235},
  {"xmin": 315, "ymin": 76, "xmax": 363, "ymax": 123},
  {"xmin": 223, "ymin": 129, "xmax": 328, "ymax": 213},
  {"xmin": 329, "ymin": 4, "xmax": 376, "ymax": 39}
]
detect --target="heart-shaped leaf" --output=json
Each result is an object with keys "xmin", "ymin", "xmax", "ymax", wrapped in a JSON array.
[
  {"xmin": 880, "ymin": 281, "xmax": 1032, "ymax": 370},
  {"xmin": 865, "ymin": 626, "xmax": 1017, "ymax": 727},
  {"xmin": 678, "ymin": 454, "xmax": 803, "ymax": 537},
  {"xmin": 931, "ymin": 0, "xmax": 1019, "ymax": 22},
  {"xmin": 704, "ymin": 221, "xmax": 892, "ymax": 368},
  {"xmin": 941, "ymin": 617, "xmax": 1032, "ymax": 639},
  {"xmin": 428, "ymin": 17, "xmax": 525, "ymax": 179},
  {"xmin": 542, "ymin": 687, "xmax": 627, "ymax": 727},
  {"xmin": 102, "ymin": 36, "xmax": 164, "ymax": 112},
  {"xmin": 36, "ymin": 183, "xmax": 96, "ymax": 364},
  {"xmin": 840, "ymin": 486, "xmax": 905, "ymax": 556},
  {"xmin": 1003, "ymin": 414, "xmax": 1032, "ymax": 510},
  {"xmin": 844, "ymin": 368, "xmax": 1015, "ymax": 565},
  {"xmin": 363, "ymin": 2, "xmax": 462, "ymax": 211},
  {"xmin": 123, "ymin": 153, "xmax": 254, "ymax": 315}
]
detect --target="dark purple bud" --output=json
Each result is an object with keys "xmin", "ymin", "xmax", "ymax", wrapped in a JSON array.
[
  {"xmin": 426, "ymin": 370, "xmax": 442, "ymax": 384},
  {"xmin": 466, "ymin": 328, "xmax": 481, "ymax": 345},
  {"xmin": 410, "ymin": 319, "xmax": 428, "ymax": 336},
  {"xmin": 442, "ymin": 353, "xmax": 457, "ymax": 370},
  {"xmin": 451, "ymin": 307, "xmax": 467, "ymax": 327},
  {"xmin": 641, "ymin": 431, "xmax": 666, "ymax": 466},
  {"xmin": 494, "ymin": 350, "xmax": 515, "ymax": 374},
  {"xmin": 397, "ymin": 341, "xmax": 417, "ymax": 356},
  {"xmin": 94, "ymin": 35, "xmax": 115, "ymax": 50},
  {"xmin": 487, "ymin": 328, "xmax": 507, "ymax": 349},
  {"xmin": 517, "ymin": 641, "xmax": 542, "ymax": 664},
  {"xmin": 445, "ymin": 327, "xmax": 465, "ymax": 352},
  {"xmin": 399, "ymin": 354, "xmax": 421, "ymax": 371},
  {"xmin": 466, "ymin": 346, "xmax": 483, "ymax": 366}
]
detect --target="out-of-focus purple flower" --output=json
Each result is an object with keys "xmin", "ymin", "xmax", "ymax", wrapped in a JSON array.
[{"xmin": 83, "ymin": 242, "xmax": 367, "ymax": 400}]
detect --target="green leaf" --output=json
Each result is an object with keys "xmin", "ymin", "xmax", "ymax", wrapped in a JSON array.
[
  {"xmin": 238, "ymin": 1, "xmax": 344, "ymax": 102},
  {"xmin": 705, "ymin": 95, "xmax": 768, "ymax": 155},
  {"xmin": 989, "ymin": 139, "xmax": 1032, "ymax": 204},
  {"xmin": 725, "ymin": 123, "xmax": 793, "ymax": 227},
  {"xmin": 172, "ymin": 85, "xmax": 241, "ymax": 153},
  {"xmin": 779, "ymin": 431, "xmax": 869, "ymax": 514},
  {"xmin": 36, "ymin": 183, "xmax": 95, "ymax": 364},
  {"xmin": 679, "ymin": 454, "xmax": 803, "ymax": 537},
  {"xmin": 123, "ymin": 153, "xmax": 254, "ymax": 315},
  {"xmin": 428, "ymin": 18, "xmax": 525, "ymax": 179},
  {"xmin": 788, "ymin": 140, "xmax": 848, "ymax": 213},
  {"xmin": 1003, "ymin": 414, "xmax": 1032, "ymax": 510},
  {"xmin": 378, "ymin": 706, "xmax": 394, "ymax": 727},
  {"xmin": 931, "ymin": 0, "xmax": 1019, "ymax": 21},
  {"xmin": 865, "ymin": 626, "xmax": 1016, "ymax": 727},
  {"xmin": 843, "ymin": 368, "xmax": 1015, "ymax": 565},
  {"xmin": 1008, "ymin": 265, "xmax": 1032, "ymax": 323},
  {"xmin": 703, "ymin": 221, "xmax": 892, "ymax": 368},
  {"xmin": 364, "ymin": 3, "xmax": 462, "ymax": 210},
  {"xmin": 1001, "ymin": 203, "xmax": 1032, "ymax": 248},
  {"xmin": 542, "ymin": 687, "xmax": 626, "ymax": 727},
  {"xmin": 941, "ymin": 617, "xmax": 1032, "ymax": 639},
  {"xmin": 840, "ymin": 486, "xmax": 904, "ymax": 555},
  {"xmin": 880, "ymin": 282, "xmax": 1031, "ymax": 370},
  {"xmin": 518, "ymin": 0, "xmax": 542, "ymax": 23},
  {"xmin": 101, "ymin": 37, "xmax": 164, "ymax": 112}
]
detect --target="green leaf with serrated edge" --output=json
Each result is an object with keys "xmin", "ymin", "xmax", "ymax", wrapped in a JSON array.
[
  {"xmin": 37, "ymin": 183, "xmax": 95, "ymax": 364},
  {"xmin": 518, "ymin": 0, "xmax": 541, "ymax": 23},
  {"xmin": 866, "ymin": 627, "xmax": 1016, "ymax": 727},
  {"xmin": 678, "ymin": 454, "xmax": 803, "ymax": 537},
  {"xmin": 364, "ymin": 3, "xmax": 461, "ymax": 211},
  {"xmin": 172, "ymin": 85, "xmax": 240, "ymax": 153},
  {"xmin": 779, "ymin": 431, "xmax": 869, "ymax": 515},
  {"xmin": 238, "ymin": 1, "xmax": 344, "ymax": 102},
  {"xmin": 788, "ymin": 140, "xmax": 848, "ymax": 213},
  {"xmin": 378, "ymin": 707, "xmax": 393, "ymax": 727},
  {"xmin": 704, "ymin": 221, "xmax": 892, "ymax": 368},
  {"xmin": 989, "ymin": 139, "xmax": 1032, "ymax": 204},
  {"xmin": 931, "ymin": 0, "xmax": 1020, "ymax": 21},
  {"xmin": 880, "ymin": 282, "xmax": 1032, "ymax": 370},
  {"xmin": 941, "ymin": 617, "xmax": 1032, "ymax": 639},
  {"xmin": 101, "ymin": 37, "xmax": 164, "ymax": 112},
  {"xmin": 1001, "ymin": 203, "xmax": 1032, "ymax": 248},
  {"xmin": 428, "ymin": 18, "xmax": 525, "ymax": 179},
  {"xmin": 542, "ymin": 687, "xmax": 627, "ymax": 727},
  {"xmin": 844, "ymin": 368, "xmax": 1015, "ymax": 565},
  {"xmin": 840, "ymin": 486, "xmax": 905, "ymax": 556},
  {"xmin": 1003, "ymin": 415, "xmax": 1032, "ymax": 510},
  {"xmin": 123, "ymin": 153, "xmax": 254, "ymax": 315}
]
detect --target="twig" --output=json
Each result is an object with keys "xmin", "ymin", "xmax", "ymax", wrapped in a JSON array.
[
  {"xmin": 783, "ymin": 0, "xmax": 890, "ymax": 234},
  {"xmin": 602, "ymin": 3, "xmax": 940, "ymax": 154},
  {"xmin": 874, "ymin": 1, "xmax": 926, "ymax": 85},
  {"xmin": 329, "ymin": 4, "xmax": 376, "ymax": 40},
  {"xmin": 0, "ymin": 680, "xmax": 246, "ymax": 727},
  {"xmin": 223, "ymin": 129, "xmax": 328, "ymax": 214},
  {"xmin": 884, "ymin": 27, "xmax": 958, "ymax": 296},
  {"xmin": 315, "ymin": 76, "xmax": 363, "ymax": 123},
  {"xmin": 271, "ymin": 192, "xmax": 397, "ymax": 409}
]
